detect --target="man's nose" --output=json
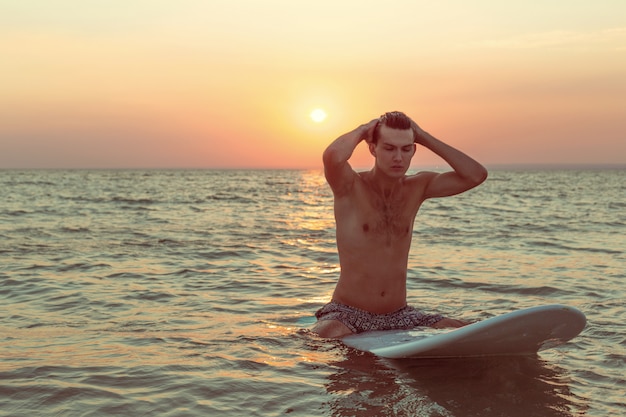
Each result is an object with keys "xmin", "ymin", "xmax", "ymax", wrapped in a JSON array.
[{"xmin": 393, "ymin": 150, "xmax": 403, "ymax": 160}]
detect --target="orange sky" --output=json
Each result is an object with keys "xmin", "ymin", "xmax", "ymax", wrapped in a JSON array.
[{"xmin": 1, "ymin": 1, "xmax": 625, "ymax": 169}]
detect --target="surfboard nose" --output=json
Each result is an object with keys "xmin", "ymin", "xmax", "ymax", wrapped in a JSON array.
[{"xmin": 538, "ymin": 305, "xmax": 586, "ymax": 351}]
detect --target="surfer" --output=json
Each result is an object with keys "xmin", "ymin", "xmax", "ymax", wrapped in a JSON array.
[{"xmin": 312, "ymin": 111, "xmax": 488, "ymax": 338}]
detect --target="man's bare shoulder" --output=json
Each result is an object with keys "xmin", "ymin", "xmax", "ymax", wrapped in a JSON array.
[
  {"xmin": 403, "ymin": 171, "xmax": 437, "ymax": 189},
  {"xmin": 325, "ymin": 165, "xmax": 360, "ymax": 198},
  {"xmin": 348, "ymin": 170, "xmax": 373, "ymax": 189},
  {"xmin": 355, "ymin": 170, "xmax": 369, "ymax": 181},
  {"xmin": 406, "ymin": 170, "xmax": 437, "ymax": 181}
]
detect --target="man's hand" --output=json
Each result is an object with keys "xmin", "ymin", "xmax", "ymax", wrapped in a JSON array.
[
  {"xmin": 410, "ymin": 119, "xmax": 426, "ymax": 145},
  {"xmin": 360, "ymin": 118, "xmax": 379, "ymax": 144}
]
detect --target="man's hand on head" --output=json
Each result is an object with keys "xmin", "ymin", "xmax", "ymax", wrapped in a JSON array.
[
  {"xmin": 360, "ymin": 118, "xmax": 379, "ymax": 144},
  {"xmin": 409, "ymin": 119, "xmax": 427, "ymax": 145}
]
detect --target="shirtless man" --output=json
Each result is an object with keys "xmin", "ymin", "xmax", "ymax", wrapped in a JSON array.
[{"xmin": 312, "ymin": 111, "xmax": 488, "ymax": 339}]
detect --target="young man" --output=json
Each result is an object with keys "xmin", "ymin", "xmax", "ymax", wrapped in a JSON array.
[{"xmin": 312, "ymin": 111, "xmax": 488, "ymax": 338}]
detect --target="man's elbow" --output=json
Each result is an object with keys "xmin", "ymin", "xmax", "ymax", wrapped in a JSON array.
[
  {"xmin": 462, "ymin": 165, "xmax": 488, "ymax": 189},
  {"xmin": 472, "ymin": 165, "xmax": 488, "ymax": 186},
  {"xmin": 322, "ymin": 146, "xmax": 342, "ymax": 167}
]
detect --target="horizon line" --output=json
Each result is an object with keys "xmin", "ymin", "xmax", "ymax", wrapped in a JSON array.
[{"xmin": 1, "ymin": 162, "xmax": 625, "ymax": 171}]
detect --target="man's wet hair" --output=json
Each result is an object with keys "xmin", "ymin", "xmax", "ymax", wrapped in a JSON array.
[{"xmin": 372, "ymin": 111, "xmax": 416, "ymax": 144}]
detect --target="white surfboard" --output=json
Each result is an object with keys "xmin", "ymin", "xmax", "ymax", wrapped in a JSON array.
[{"xmin": 342, "ymin": 304, "xmax": 586, "ymax": 359}]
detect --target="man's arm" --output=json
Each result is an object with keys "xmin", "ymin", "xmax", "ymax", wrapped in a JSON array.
[
  {"xmin": 412, "ymin": 122, "xmax": 488, "ymax": 199},
  {"xmin": 323, "ymin": 119, "xmax": 377, "ymax": 196}
]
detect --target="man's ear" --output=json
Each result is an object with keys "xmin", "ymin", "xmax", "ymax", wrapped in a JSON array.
[{"xmin": 368, "ymin": 142, "xmax": 376, "ymax": 157}]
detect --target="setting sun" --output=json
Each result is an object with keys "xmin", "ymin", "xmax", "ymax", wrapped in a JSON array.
[{"xmin": 310, "ymin": 108, "xmax": 327, "ymax": 123}]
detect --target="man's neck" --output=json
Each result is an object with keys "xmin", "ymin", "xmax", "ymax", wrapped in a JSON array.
[{"xmin": 368, "ymin": 167, "xmax": 405, "ymax": 192}]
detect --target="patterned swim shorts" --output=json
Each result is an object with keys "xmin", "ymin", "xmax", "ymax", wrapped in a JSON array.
[{"xmin": 315, "ymin": 301, "xmax": 443, "ymax": 334}]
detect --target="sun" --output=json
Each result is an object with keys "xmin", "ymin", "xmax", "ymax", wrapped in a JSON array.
[{"xmin": 310, "ymin": 108, "xmax": 327, "ymax": 123}]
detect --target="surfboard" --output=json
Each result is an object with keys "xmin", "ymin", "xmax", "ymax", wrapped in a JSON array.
[{"xmin": 342, "ymin": 304, "xmax": 586, "ymax": 359}]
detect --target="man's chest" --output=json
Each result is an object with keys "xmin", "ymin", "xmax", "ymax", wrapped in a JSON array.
[{"xmin": 337, "ymin": 190, "xmax": 419, "ymax": 242}]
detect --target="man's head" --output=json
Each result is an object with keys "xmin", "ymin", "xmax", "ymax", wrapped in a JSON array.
[
  {"xmin": 369, "ymin": 111, "xmax": 417, "ymax": 178},
  {"xmin": 372, "ymin": 111, "xmax": 416, "ymax": 145}
]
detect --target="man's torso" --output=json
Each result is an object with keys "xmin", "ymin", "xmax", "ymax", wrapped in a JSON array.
[{"xmin": 331, "ymin": 171, "xmax": 428, "ymax": 314}]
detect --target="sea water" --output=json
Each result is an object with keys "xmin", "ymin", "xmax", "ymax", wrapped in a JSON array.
[{"xmin": 0, "ymin": 168, "xmax": 624, "ymax": 417}]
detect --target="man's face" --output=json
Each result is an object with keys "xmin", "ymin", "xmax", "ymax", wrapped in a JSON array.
[{"xmin": 369, "ymin": 125, "xmax": 416, "ymax": 177}]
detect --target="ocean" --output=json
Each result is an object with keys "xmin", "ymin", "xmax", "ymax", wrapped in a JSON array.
[{"xmin": 0, "ymin": 168, "xmax": 624, "ymax": 417}]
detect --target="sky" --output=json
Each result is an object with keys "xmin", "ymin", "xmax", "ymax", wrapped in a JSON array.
[{"xmin": 1, "ymin": 0, "xmax": 625, "ymax": 169}]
